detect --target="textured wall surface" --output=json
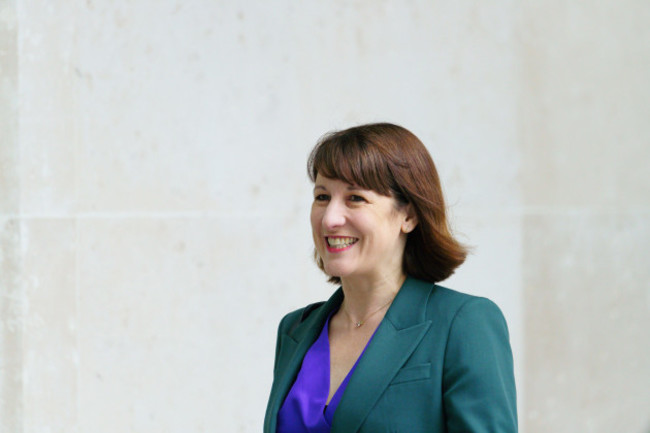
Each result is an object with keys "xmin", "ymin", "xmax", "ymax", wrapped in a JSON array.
[
  {"xmin": 0, "ymin": 1, "xmax": 648, "ymax": 433},
  {"xmin": 521, "ymin": 2, "xmax": 650, "ymax": 432}
]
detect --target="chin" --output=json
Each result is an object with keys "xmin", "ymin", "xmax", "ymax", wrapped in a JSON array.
[{"xmin": 323, "ymin": 263, "xmax": 350, "ymax": 279}]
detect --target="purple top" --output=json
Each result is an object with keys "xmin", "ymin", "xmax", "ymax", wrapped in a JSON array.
[{"xmin": 276, "ymin": 312, "xmax": 374, "ymax": 433}]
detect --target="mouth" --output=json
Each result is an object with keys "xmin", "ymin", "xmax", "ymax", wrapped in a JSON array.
[{"xmin": 325, "ymin": 236, "xmax": 359, "ymax": 252}]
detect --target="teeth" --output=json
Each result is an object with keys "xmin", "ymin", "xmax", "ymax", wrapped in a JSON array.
[{"xmin": 327, "ymin": 237, "xmax": 358, "ymax": 247}]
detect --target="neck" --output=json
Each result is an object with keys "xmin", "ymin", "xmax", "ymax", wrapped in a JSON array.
[{"xmin": 340, "ymin": 272, "xmax": 406, "ymax": 319}]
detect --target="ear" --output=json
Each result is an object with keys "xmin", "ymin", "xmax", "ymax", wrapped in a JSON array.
[{"xmin": 401, "ymin": 204, "xmax": 418, "ymax": 234}]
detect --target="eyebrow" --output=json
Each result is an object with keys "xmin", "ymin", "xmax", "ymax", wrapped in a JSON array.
[{"xmin": 313, "ymin": 184, "xmax": 363, "ymax": 192}]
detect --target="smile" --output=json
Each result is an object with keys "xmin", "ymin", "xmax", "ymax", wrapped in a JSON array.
[{"xmin": 325, "ymin": 236, "xmax": 358, "ymax": 252}]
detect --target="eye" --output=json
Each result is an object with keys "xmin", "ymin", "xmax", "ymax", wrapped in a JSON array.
[
  {"xmin": 348, "ymin": 195, "xmax": 366, "ymax": 203},
  {"xmin": 314, "ymin": 194, "xmax": 330, "ymax": 202}
]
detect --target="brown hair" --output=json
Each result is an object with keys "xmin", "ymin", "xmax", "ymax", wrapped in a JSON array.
[{"xmin": 307, "ymin": 122, "xmax": 467, "ymax": 284}]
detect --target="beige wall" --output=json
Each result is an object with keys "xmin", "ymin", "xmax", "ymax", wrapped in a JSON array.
[
  {"xmin": 1, "ymin": 1, "xmax": 648, "ymax": 432},
  {"xmin": 521, "ymin": 2, "xmax": 650, "ymax": 432}
]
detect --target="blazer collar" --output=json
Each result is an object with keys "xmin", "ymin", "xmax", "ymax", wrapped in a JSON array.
[
  {"xmin": 265, "ymin": 289, "xmax": 343, "ymax": 433},
  {"xmin": 266, "ymin": 277, "xmax": 434, "ymax": 433},
  {"xmin": 331, "ymin": 277, "xmax": 434, "ymax": 432}
]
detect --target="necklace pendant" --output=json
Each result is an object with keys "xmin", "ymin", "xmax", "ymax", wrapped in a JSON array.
[{"xmin": 355, "ymin": 321, "xmax": 363, "ymax": 328}]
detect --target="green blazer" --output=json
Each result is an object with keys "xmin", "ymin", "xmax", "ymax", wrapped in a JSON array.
[{"xmin": 264, "ymin": 277, "xmax": 517, "ymax": 433}]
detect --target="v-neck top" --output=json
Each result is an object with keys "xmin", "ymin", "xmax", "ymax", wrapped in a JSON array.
[{"xmin": 276, "ymin": 312, "xmax": 375, "ymax": 433}]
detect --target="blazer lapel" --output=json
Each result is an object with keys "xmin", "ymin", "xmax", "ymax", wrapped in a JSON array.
[
  {"xmin": 331, "ymin": 278, "xmax": 434, "ymax": 433},
  {"xmin": 265, "ymin": 289, "xmax": 344, "ymax": 433}
]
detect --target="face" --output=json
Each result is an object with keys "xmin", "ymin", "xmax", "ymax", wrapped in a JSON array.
[{"xmin": 310, "ymin": 175, "xmax": 416, "ymax": 283}]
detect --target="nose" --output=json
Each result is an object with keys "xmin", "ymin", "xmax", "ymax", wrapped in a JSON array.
[{"xmin": 321, "ymin": 200, "xmax": 346, "ymax": 231}]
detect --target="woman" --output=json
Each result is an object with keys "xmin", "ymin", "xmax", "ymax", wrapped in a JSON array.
[{"xmin": 264, "ymin": 123, "xmax": 517, "ymax": 433}]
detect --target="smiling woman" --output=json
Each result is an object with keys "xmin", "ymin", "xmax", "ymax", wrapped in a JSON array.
[
  {"xmin": 264, "ymin": 123, "xmax": 518, "ymax": 433},
  {"xmin": 307, "ymin": 123, "xmax": 466, "ymax": 285},
  {"xmin": 310, "ymin": 176, "xmax": 413, "ymax": 286}
]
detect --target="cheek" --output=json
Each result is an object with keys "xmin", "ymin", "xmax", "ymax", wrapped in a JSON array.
[{"xmin": 375, "ymin": 219, "xmax": 405, "ymax": 247}]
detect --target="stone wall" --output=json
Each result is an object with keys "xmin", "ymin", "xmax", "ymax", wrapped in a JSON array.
[{"xmin": 1, "ymin": 1, "xmax": 648, "ymax": 432}]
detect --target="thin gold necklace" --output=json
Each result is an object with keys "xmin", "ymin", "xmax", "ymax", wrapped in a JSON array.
[{"xmin": 343, "ymin": 297, "xmax": 395, "ymax": 328}]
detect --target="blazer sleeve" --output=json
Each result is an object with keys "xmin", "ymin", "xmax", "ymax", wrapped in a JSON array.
[
  {"xmin": 272, "ymin": 314, "xmax": 289, "ymax": 377},
  {"xmin": 271, "ymin": 309, "xmax": 302, "ymax": 377},
  {"xmin": 442, "ymin": 297, "xmax": 518, "ymax": 433}
]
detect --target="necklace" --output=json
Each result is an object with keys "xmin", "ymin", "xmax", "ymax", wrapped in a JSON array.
[{"xmin": 343, "ymin": 297, "xmax": 395, "ymax": 328}]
